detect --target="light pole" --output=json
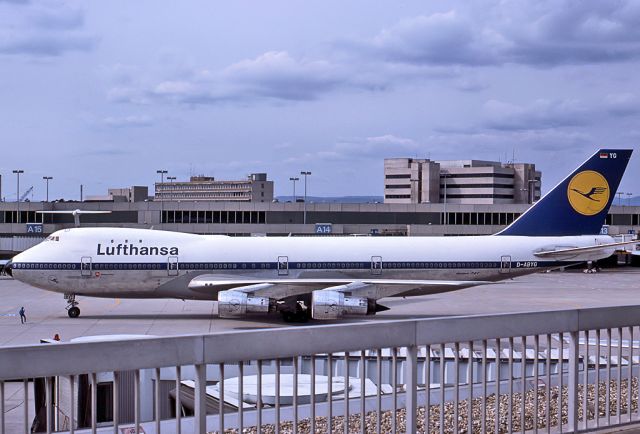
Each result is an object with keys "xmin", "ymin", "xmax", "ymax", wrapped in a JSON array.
[
  {"xmin": 627, "ymin": 192, "xmax": 633, "ymax": 206},
  {"xmin": 43, "ymin": 176, "xmax": 53, "ymax": 202},
  {"xmin": 289, "ymin": 177, "xmax": 299, "ymax": 202},
  {"xmin": 617, "ymin": 192, "xmax": 624, "ymax": 206},
  {"xmin": 300, "ymin": 171, "xmax": 311, "ymax": 225},
  {"xmin": 157, "ymin": 170, "xmax": 168, "ymax": 224},
  {"xmin": 13, "ymin": 170, "xmax": 23, "ymax": 223}
]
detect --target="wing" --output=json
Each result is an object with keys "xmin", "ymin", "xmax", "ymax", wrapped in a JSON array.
[{"xmin": 188, "ymin": 275, "xmax": 491, "ymax": 300}]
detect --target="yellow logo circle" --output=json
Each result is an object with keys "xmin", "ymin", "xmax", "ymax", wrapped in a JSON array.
[{"xmin": 567, "ymin": 170, "xmax": 610, "ymax": 216}]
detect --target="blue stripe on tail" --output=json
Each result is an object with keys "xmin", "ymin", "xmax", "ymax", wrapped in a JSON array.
[{"xmin": 497, "ymin": 149, "xmax": 633, "ymax": 236}]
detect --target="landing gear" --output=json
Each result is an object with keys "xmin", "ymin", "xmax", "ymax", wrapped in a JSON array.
[
  {"xmin": 64, "ymin": 293, "xmax": 81, "ymax": 318},
  {"xmin": 280, "ymin": 300, "xmax": 311, "ymax": 323},
  {"xmin": 68, "ymin": 306, "xmax": 80, "ymax": 318}
]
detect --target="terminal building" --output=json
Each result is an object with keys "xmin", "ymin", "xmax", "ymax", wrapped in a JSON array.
[
  {"xmin": 384, "ymin": 158, "xmax": 541, "ymax": 205},
  {"xmin": 155, "ymin": 173, "xmax": 273, "ymax": 202},
  {"xmin": 1, "ymin": 200, "xmax": 638, "ymax": 257}
]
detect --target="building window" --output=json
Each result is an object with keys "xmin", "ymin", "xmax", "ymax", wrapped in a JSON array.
[{"xmin": 385, "ymin": 185, "xmax": 411, "ymax": 189}]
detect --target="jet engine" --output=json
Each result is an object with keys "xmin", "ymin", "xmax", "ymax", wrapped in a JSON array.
[
  {"xmin": 311, "ymin": 289, "xmax": 372, "ymax": 320},
  {"xmin": 218, "ymin": 290, "xmax": 271, "ymax": 318}
]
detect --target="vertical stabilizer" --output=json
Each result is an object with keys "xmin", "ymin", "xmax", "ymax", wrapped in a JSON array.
[{"xmin": 497, "ymin": 149, "xmax": 632, "ymax": 236}]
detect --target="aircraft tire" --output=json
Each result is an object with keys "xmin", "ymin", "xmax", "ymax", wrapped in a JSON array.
[{"xmin": 68, "ymin": 307, "xmax": 80, "ymax": 318}]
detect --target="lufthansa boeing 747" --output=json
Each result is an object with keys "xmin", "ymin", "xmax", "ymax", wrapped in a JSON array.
[{"xmin": 4, "ymin": 149, "xmax": 635, "ymax": 321}]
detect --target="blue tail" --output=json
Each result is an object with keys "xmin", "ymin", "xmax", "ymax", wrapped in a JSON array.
[{"xmin": 497, "ymin": 149, "xmax": 633, "ymax": 236}]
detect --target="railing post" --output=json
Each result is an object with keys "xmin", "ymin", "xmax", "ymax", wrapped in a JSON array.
[
  {"xmin": 23, "ymin": 379, "xmax": 29, "ymax": 434},
  {"xmin": 569, "ymin": 331, "xmax": 579, "ymax": 432},
  {"xmin": 195, "ymin": 363, "xmax": 207, "ymax": 434},
  {"xmin": 405, "ymin": 344, "xmax": 418, "ymax": 434}
]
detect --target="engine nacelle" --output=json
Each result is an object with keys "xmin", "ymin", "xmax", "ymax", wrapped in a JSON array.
[
  {"xmin": 218, "ymin": 290, "xmax": 271, "ymax": 318},
  {"xmin": 311, "ymin": 289, "xmax": 370, "ymax": 320}
]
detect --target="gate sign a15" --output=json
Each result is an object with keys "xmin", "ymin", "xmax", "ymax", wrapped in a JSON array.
[{"xmin": 26, "ymin": 223, "xmax": 43, "ymax": 234}]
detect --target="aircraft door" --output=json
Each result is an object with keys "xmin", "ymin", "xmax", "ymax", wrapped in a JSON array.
[
  {"xmin": 500, "ymin": 255, "xmax": 511, "ymax": 274},
  {"xmin": 80, "ymin": 256, "xmax": 92, "ymax": 277},
  {"xmin": 277, "ymin": 256, "xmax": 289, "ymax": 276},
  {"xmin": 371, "ymin": 256, "xmax": 383, "ymax": 275},
  {"xmin": 168, "ymin": 256, "xmax": 179, "ymax": 276}
]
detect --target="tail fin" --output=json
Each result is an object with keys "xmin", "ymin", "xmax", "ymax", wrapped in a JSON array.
[{"xmin": 497, "ymin": 149, "xmax": 633, "ymax": 236}]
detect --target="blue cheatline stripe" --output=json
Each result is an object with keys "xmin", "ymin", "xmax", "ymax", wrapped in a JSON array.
[{"xmin": 12, "ymin": 260, "xmax": 570, "ymax": 271}]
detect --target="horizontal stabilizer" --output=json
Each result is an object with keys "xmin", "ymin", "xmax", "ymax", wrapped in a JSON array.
[{"xmin": 534, "ymin": 240, "xmax": 639, "ymax": 257}]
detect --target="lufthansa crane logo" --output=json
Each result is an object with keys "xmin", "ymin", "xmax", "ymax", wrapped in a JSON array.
[{"xmin": 567, "ymin": 170, "xmax": 609, "ymax": 216}]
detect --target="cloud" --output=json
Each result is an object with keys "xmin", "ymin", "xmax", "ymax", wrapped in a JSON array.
[
  {"xmin": 0, "ymin": 33, "xmax": 95, "ymax": 56},
  {"xmin": 0, "ymin": 1, "xmax": 96, "ymax": 56},
  {"xmin": 105, "ymin": 1, "xmax": 640, "ymax": 110},
  {"xmin": 453, "ymin": 77, "xmax": 489, "ymax": 92},
  {"xmin": 285, "ymin": 134, "xmax": 422, "ymax": 164},
  {"xmin": 102, "ymin": 115, "xmax": 154, "ymax": 128},
  {"xmin": 481, "ymin": 99, "xmax": 591, "ymax": 131},
  {"xmin": 603, "ymin": 93, "xmax": 640, "ymax": 117},
  {"xmin": 26, "ymin": 3, "xmax": 84, "ymax": 29},
  {"xmin": 352, "ymin": 1, "xmax": 640, "ymax": 68},
  {"xmin": 110, "ymin": 51, "xmax": 386, "ymax": 105},
  {"xmin": 222, "ymin": 51, "xmax": 353, "ymax": 100},
  {"xmin": 363, "ymin": 11, "xmax": 503, "ymax": 66}
]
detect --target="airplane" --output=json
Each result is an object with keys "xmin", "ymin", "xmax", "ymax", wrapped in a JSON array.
[{"xmin": 4, "ymin": 148, "xmax": 636, "ymax": 322}]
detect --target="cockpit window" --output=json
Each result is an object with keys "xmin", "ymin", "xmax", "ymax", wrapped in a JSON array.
[{"xmin": 45, "ymin": 236, "xmax": 60, "ymax": 241}]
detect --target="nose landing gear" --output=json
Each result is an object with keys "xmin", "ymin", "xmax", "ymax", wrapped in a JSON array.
[{"xmin": 64, "ymin": 293, "xmax": 81, "ymax": 318}]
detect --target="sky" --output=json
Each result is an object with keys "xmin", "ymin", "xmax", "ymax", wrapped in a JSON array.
[{"xmin": 1, "ymin": 0, "xmax": 639, "ymax": 201}]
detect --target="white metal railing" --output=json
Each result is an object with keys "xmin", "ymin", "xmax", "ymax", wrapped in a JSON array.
[{"xmin": 3, "ymin": 306, "xmax": 640, "ymax": 433}]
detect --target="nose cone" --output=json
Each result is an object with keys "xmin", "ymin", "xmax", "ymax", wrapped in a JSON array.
[{"xmin": 4, "ymin": 260, "xmax": 12, "ymax": 277}]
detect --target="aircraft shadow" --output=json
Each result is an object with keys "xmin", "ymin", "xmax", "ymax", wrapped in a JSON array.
[
  {"xmin": 78, "ymin": 313, "xmax": 218, "ymax": 321},
  {"xmin": 74, "ymin": 312, "xmax": 460, "ymax": 327}
]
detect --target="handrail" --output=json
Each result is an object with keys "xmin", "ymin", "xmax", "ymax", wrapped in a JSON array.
[{"xmin": 2, "ymin": 305, "xmax": 639, "ymax": 380}]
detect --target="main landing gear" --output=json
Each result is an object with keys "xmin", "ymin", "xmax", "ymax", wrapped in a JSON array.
[
  {"xmin": 280, "ymin": 299, "xmax": 311, "ymax": 323},
  {"xmin": 65, "ymin": 293, "xmax": 81, "ymax": 318}
]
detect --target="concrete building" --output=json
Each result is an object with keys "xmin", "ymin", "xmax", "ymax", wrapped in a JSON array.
[
  {"xmin": 383, "ymin": 158, "xmax": 440, "ymax": 204},
  {"xmin": 85, "ymin": 186, "xmax": 149, "ymax": 203},
  {"xmin": 155, "ymin": 173, "xmax": 273, "ymax": 202},
  {"xmin": 384, "ymin": 158, "xmax": 541, "ymax": 205}
]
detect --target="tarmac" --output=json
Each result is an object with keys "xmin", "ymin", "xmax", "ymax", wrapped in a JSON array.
[{"xmin": 1, "ymin": 268, "xmax": 640, "ymax": 347}]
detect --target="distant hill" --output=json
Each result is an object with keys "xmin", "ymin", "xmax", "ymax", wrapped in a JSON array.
[{"xmin": 276, "ymin": 196, "xmax": 384, "ymax": 204}]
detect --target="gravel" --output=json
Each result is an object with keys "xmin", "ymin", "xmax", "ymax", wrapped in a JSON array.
[{"xmin": 208, "ymin": 377, "xmax": 639, "ymax": 433}]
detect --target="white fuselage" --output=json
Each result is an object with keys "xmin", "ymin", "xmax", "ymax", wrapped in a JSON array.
[{"xmin": 10, "ymin": 227, "xmax": 615, "ymax": 301}]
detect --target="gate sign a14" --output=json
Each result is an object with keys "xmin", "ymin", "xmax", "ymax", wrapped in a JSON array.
[{"xmin": 315, "ymin": 223, "xmax": 332, "ymax": 235}]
